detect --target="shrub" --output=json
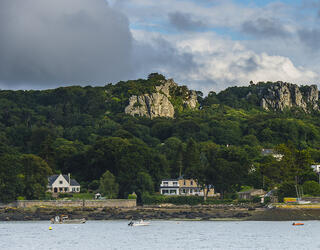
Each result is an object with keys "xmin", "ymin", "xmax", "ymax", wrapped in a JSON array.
[
  {"xmin": 263, "ymin": 197, "xmax": 271, "ymax": 204},
  {"xmin": 252, "ymin": 196, "xmax": 261, "ymax": 203},
  {"xmin": 142, "ymin": 194, "xmax": 204, "ymax": 205},
  {"xmin": 58, "ymin": 193, "xmax": 73, "ymax": 198},
  {"xmin": 17, "ymin": 196, "xmax": 26, "ymax": 200},
  {"xmin": 277, "ymin": 181, "xmax": 296, "ymax": 202},
  {"xmin": 128, "ymin": 193, "xmax": 137, "ymax": 199},
  {"xmin": 44, "ymin": 192, "xmax": 53, "ymax": 200},
  {"xmin": 204, "ymin": 198, "xmax": 234, "ymax": 204},
  {"xmin": 303, "ymin": 181, "xmax": 320, "ymax": 196}
]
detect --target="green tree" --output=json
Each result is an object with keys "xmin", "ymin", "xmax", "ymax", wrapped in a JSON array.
[
  {"xmin": 99, "ymin": 170, "xmax": 119, "ymax": 198},
  {"xmin": 183, "ymin": 138, "xmax": 200, "ymax": 178},
  {"xmin": 302, "ymin": 181, "xmax": 320, "ymax": 196},
  {"xmin": 21, "ymin": 154, "xmax": 52, "ymax": 200},
  {"xmin": 0, "ymin": 154, "xmax": 23, "ymax": 202},
  {"xmin": 135, "ymin": 171, "xmax": 154, "ymax": 202}
]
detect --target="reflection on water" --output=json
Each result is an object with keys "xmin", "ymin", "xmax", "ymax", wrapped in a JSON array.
[{"xmin": 0, "ymin": 220, "xmax": 319, "ymax": 250}]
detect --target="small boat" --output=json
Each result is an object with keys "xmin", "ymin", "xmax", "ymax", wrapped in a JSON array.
[
  {"xmin": 51, "ymin": 215, "xmax": 86, "ymax": 224},
  {"xmin": 292, "ymin": 222, "xmax": 304, "ymax": 226},
  {"xmin": 128, "ymin": 219, "xmax": 150, "ymax": 227}
]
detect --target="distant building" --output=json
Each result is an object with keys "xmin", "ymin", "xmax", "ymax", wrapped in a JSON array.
[
  {"xmin": 47, "ymin": 173, "xmax": 80, "ymax": 193},
  {"xmin": 160, "ymin": 178, "xmax": 216, "ymax": 197},
  {"xmin": 238, "ymin": 189, "xmax": 266, "ymax": 200},
  {"xmin": 311, "ymin": 165, "xmax": 320, "ymax": 173},
  {"xmin": 261, "ymin": 149, "xmax": 283, "ymax": 161}
]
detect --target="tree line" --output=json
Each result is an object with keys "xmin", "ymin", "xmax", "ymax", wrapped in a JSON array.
[{"xmin": 1, "ymin": 74, "xmax": 320, "ymax": 202}]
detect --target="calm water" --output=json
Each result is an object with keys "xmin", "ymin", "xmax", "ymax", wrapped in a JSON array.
[{"xmin": 0, "ymin": 220, "xmax": 319, "ymax": 250}]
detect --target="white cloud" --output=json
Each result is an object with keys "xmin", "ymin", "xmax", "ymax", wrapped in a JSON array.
[{"xmin": 132, "ymin": 31, "xmax": 318, "ymax": 94}]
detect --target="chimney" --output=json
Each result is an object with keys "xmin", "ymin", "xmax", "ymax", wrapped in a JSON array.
[{"xmin": 68, "ymin": 173, "xmax": 71, "ymax": 185}]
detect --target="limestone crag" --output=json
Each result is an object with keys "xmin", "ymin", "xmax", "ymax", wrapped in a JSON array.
[
  {"xmin": 125, "ymin": 79, "xmax": 198, "ymax": 119},
  {"xmin": 183, "ymin": 90, "xmax": 198, "ymax": 109},
  {"xmin": 257, "ymin": 82, "xmax": 319, "ymax": 112},
  {"xmin": 125, "ymin": 93, "xmax": 175, "ymax": 119}
]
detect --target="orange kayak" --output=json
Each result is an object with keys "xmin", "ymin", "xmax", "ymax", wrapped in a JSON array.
[{"xmin": 292, "ymin": 223, "xmax": 304, "ymax": 226}]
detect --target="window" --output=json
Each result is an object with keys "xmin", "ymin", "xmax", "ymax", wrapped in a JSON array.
[
  {"xmin": 190, "ymin": 189, "xmax": 193, "ymax": 194},
  {"xmin": 183, "ymin": 180, "xmax": 186, "ymax": 185},
  {"xmin": 59, "ymin": 187, "xmax": 63, "ymax": 192},
  {"xmin": 163, "ymin": 182, "xmax": 168, "ymax": 186},
  {"xmin": 64, "ymin": 187, "xmax": 68, "ymax": 192},
  {"xmin": 162, "ymin": 190, "xmax": 168, "ymax": 194},
  {"xmin": 190, "ymin": 181, "xmax": 193, "ymax": 185},
  {"xmin": 173, "ymin": 182, "xmax": 178, "ymax": 186},
  {"xmin": 59, "ymin": 180, "xmax": 63, "ymax": 184},
  {"xmin": 72, "ymin": 188, "xmax": 75, "ymax": 192},
  {"xmin": 182, "ymin": 189, "xmax": 186, "ymax": 193},
  {"xmin": 77, "ymin": 188, "xmax": 79, "ymax": 191},
  {"xmin": 170, "ymin": 190, "xmax": 176, "ymax": 194}
]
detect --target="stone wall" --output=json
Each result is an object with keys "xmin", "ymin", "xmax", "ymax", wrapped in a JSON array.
[{"xmin": 15, "ymin": 199, "xmax": 136, "ymax": 208}]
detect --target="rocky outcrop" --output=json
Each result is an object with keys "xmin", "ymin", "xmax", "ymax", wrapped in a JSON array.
[
  {"xmin": 125, "ymin": 93, "xmax": 175, "ymax": 119},
  {"xmin": 257, "ymin": 82, "xmax": 319, "ymax": 112},
  {"xmin": 183, "ymin": 90, "xmax": 198, "ymax": 109},
  {"xmin": 125, "ymin": 79, "xmax": 198, "ymax": 119}
]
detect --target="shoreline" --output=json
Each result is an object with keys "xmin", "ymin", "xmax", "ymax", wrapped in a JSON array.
[{"xmin": 2, "ymin": 204, "xmax": 320, "ymax": 221}]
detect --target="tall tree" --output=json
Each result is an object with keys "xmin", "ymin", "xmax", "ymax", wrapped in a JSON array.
[
  {"xmin": 99, "ymin": 170, "xmax": 119, "ymax": 198},
  {"xmin": 21, "ymin": 154, "xmax": 52, "ymax": 200}
]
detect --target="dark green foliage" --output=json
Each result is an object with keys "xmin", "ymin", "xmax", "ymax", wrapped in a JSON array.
[
  {"xmin": 58, "ymin": 193, "xmax": 73, "ymax": 198},
  {"xmin": 302, "ymin": 181, "xmax": 320, "ymax": 196},
  {"xmin": 1, "ymin": 77, "xmax": 320, "ymax": 202},
  {"xmin": 252, "ymin": 196, "xmax": 261, "ymax": 203},
  {"xmin": 142, "ymin": 193, "xmax": 204, "ymax": 205},
  {"xmin": 277, "ymin": 181, "xmax": 297, "ymax": 201}
]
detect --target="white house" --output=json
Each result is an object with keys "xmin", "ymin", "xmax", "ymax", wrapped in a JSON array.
[
  {"xmin": 47, "ymin": 174, "xmax": 80, "ymax": 193},
  {"xmin": 261, "ymin": 149, "xmax": 283, "ymax": 161},
  {"xmin": 160, "ymin": 178, "xmax": 216, "ymax": 197},
  {"xmin": 311, "ymin": 165, "xmax": 320, "ymax": 173},
  {"xmin": 159, "ymin": 179, "xmax": 180, "ymax": 195}
]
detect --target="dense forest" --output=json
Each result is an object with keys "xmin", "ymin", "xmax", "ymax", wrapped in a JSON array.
[{"xmin": 1, "ymin": 73, "xmax": 320, "ymax": 202}]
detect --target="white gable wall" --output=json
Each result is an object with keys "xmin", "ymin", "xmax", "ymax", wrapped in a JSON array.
[{"xmin": 52, "ymin": 174, "xmax": 71, "ymax": 192}]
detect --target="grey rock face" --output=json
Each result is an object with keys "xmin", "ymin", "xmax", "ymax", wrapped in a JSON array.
[
  {"xmin": 258, "ymin": 82, "xmax": 319, "ymax": 112},
  {"xmin": 125, "ymin": 93, "xmax": 175, "ymax": 119},
  {"xmin": 125, "ymin": 79, "xmax": 198, "ymax": 119}
]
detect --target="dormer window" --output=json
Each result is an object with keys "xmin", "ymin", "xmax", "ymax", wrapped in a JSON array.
[
  {"xmin": 59, "ymin": 181, "xmax": 63, "ymax": 184},
  {"xmin": 173, "ymin": 182, "xmax": 178, "ymax": 186},
  {"xmin": 163, "ymin": 182, "xmax": 168, "ymax": 186},
  {"xmin": 190, "ymin": 180, "xmax": 193, "ymax": 185}
]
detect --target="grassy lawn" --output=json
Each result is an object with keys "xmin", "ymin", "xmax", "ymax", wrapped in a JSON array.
[
  {"xmin": 71, "ymin": 193, "xmax": 95, "ymax": 200},
  {"xmin": 56, "ymin": 193, "xmax": 95, "ymax": 200}
]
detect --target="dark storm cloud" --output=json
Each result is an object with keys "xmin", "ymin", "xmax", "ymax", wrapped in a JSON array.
[
  {"xmin": 168, "ymin": 11, "xmax": 207, "ymax": 31},
  {"xmin": 0, "ymin": 0, "xmax": 134, "ymax": 88},
  {"xmin": 298, "ymin": 28, "xmax": 320, "ymax": 51},
  {"xmin": 241, "ymin": 17, "xmax": 291, "ymax": 38}
]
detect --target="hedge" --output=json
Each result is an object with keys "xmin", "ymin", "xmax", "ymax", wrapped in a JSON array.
[{"xmin": 142, "ymin": 194, "xmax": 204, "ymax": 205}]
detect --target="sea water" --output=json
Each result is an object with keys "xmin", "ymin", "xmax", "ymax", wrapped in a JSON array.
[{"xmin": 0, "ymin": 220, "xmax": 319, "ymax": 250}]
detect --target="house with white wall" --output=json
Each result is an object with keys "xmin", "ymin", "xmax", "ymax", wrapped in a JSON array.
[
  {"xmin": 311, "ymin": 165, "xmax": 320, "ymax": 173},
  {"xmin": 47, "ymin": 173, "xmax": 80, "ymax": 193},
  {"xmin": 159, "ymin": 179, "xmax": 180, "ymax": 195},
  {"xmin": 160, "ymin": 178, "xmax": 216, "ymax": 197}
]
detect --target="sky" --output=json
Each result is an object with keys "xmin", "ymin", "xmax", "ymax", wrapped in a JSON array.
[{"xmin": 0, "ymin": 0, "xmax": 320, "ymax": 94}]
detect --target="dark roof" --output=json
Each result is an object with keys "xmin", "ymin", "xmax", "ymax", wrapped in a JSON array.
[
  {"xmin": 261, "ymin": 149, "xmax": 274, "ymax": 155},
  {"xmin": 70, "ymin": 179, "xmax": 80, "ymax": 186},
  {"xmin": 48, "ymin": 174, "xmax": 80, "ymax": 187},
  {"xmin": 162, "ymin": 179, "xmax": 179, "ymax": 182},
  {"xmin": 48, "ymin": 175, "xmax": 59, "ymax": 186}
]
